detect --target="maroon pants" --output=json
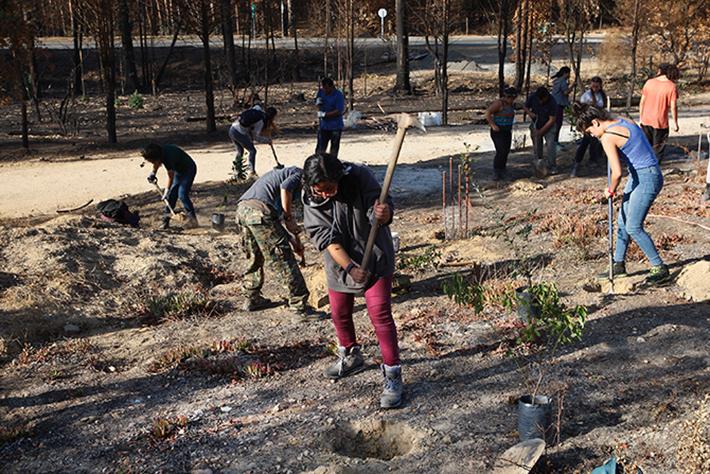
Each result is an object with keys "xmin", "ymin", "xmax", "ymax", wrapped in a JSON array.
[{"xmin": 328, "ymin": 275, "xmax": 400, "ymax": 366}]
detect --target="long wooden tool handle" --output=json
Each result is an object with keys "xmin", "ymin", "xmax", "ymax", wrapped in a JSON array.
[
  {"xmin": 361, "ymin": 124, "xmax": 408, "ymax": 271},
  {"xmin": 154, "ymin": 183, "xmax": 178, "ymax": 217}
]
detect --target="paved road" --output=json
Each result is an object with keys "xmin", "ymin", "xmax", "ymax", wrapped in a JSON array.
[{"xmin": 34, "ymin": 34, "xmax": 604, "ymax": 68}]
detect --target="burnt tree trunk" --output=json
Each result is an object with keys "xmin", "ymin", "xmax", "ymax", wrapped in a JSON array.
[
  {"xmin": 289, "ymin": 0, "xmax": 300, "ymax": 81},
  {"xmin": 394, "ymin": 0, "xmax": 411, "ymax": 94},
  {"xmin": 220, "ymin": 0, "xmax": 238, "ymax": 90},
  {"xmin": 497, "ymin": 0, "xmax": 510, "ymax": 96},
  {"xmin": 199, "ymin": 0, "xmax": 217, "ymax": 132},
  {"xmin": 118, "ymin": 0, "xmax": 140, "ymax": 93}
]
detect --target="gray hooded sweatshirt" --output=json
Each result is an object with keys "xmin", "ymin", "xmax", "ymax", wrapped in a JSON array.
[{"xmin": 303, "ymin": 163, "xmax": 395, "ymax": 294}]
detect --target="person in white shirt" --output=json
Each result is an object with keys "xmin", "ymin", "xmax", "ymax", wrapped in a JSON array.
[
  {"xmin": 228, "ymin": 105, "xmax": 277, "ymax": 177},
  {"xmin": 571, "ymin": 77, "xmax": 607, "ymax": 177}
]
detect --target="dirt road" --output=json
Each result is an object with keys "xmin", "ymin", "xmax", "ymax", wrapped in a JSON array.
[{"xmin": 2, "ymin": 112, "xmax": 708, "ymax": 219}]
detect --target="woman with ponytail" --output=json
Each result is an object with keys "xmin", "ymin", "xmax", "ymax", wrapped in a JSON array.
[
  {"xmin": 551, "ymin": 66, "xmax": 571, "ymax": 146},
  {"xmin": 574, "ymin": 104, "xmax": 670, "ymax": 284}
]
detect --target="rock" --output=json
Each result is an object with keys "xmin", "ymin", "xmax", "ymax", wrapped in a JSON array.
[
  {"xmin": 676, "ymin": 261, "xmax": 710, "ymax": 302},
  {"xmin": 581, "ymin": 278, "xmax": 602, "ymax": 293},
  {"xmin": 510, "ymin": 179, "xmax": 545, "ymax": 193},
  {"xmin": 63, "ymin": 323, "xmax": 81, "ymax": 334},
  {"xmin": 302, "ymin": 266, "xmax": 329, "ymax": 308},
  {"xmin": 636, "ymin": 337, "xmax": 646, "ymax": 343},
  {"xmin": 191, "ymin": 469, "xmax": 213, "ymax": 474},
  {"xmin": 492, "ymin": 438, "xmax": 546, "ymax": 473}
]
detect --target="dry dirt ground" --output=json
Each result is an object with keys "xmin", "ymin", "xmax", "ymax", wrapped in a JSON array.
[{"xmin": 1, "ymin": 77, "xmax": 710, "ymax": 472}]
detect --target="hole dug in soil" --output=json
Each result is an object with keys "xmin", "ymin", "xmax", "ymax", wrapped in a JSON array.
[{"xmin": 330, "ymin": 419, "xmax": 422, "ymax": 461}]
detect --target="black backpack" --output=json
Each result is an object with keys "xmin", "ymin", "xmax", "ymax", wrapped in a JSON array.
[
  {"xmin": 239, "ymin": 108, "xmax": 266, "ymax": 128},
  {"xmin": 96, "ymin": 199, "xmax": 140, "ymax": 227}
]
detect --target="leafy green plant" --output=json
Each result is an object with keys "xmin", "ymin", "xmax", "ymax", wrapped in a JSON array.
[
  {"xmin": 231, "ymin": 153, "xmax": 248, "ymax": 181},
  {"xmin": 515, "ymin": 282, "xmax": 587, "ymax": 346},
  {"xmin": 398, "ymin": 246, "xmax": 440, "ymax": 272},
  {"xmin": 128, "ymin": 90, "xmax": 144, "ymax": 109},
  {"xmin": 442, "ymin": 273, "xmax": 485, "ymax": 313}
]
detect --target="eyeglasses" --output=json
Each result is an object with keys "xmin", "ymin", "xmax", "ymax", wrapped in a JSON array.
[{"xmin": 311, "ymin": 182, "xmax": 338, "ymax": 198}]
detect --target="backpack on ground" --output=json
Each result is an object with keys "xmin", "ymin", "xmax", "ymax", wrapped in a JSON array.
[
  {"xmin": 239, "ymin": 108, "xmax": 266, "ymax": 128},
  {"xmin": 96, "ymin": 199, "xmax": 140, "ymax": 227}
]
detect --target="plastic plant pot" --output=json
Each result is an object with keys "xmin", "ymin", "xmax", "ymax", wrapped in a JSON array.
[
  {"xmin": 211, "ymin": 213, "xmax": 226, "ymax": 231},
  {"xmin": 515, "ymin": 286, "xmax": 541, "ymax": 323},
  {"xmin": 517, "ymin": 395, "xmax": 552, "ymax": 442}
]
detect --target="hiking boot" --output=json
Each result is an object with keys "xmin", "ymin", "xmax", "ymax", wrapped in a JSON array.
[
  {"xmin": 324, "ymin": 345, "xmax": 365, "ymax": 380},
  {"xmin": 183, "ymin": 214, "xmax": 199, "ymax": 229},
  {"xmin": 243, "ymin": 294, "xmax": 273, "ymax": 311},
  {"xmin": 160, "ymin": 216, "xmax": 171, "ymax": 230},
  {"xmin": 380, "ymin": 364, "xmax": 403, "ymax": 409},
  {"xmin": 702, "ymin": 184, "xmax": 710, "ymax": 202},
  {"xmin": 290, "ymin": 306, "xmax": 329, "ymax": 323},
  {"xmin": 647, "ymin": 264, "xmax": 671, "ymax": 285}
]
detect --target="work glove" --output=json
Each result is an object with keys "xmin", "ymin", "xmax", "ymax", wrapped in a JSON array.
[
  {"xmin": 147, "ymin": 172, "xmax": 157, "ymax": 184},
  {"xmin": 317, "ymin": 111, "xmax": 326, "ymax": 118},
  {"xmin": 315, "ymin": 97, "xmax": 323, "ymax": 106}
]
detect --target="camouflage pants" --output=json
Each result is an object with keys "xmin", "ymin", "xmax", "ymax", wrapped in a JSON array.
[{"xmin": 237, "ymin": 203, "xmax": 308, "ymax": 310}]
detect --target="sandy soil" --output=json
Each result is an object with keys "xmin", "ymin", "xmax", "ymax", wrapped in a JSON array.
[{"xmin": 2, "ymin": 104, "xmax": 709, "ymax": 220}]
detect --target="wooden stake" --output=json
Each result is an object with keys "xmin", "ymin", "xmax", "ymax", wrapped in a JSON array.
[
  {"xmin": 457, "ymin": 164, "xmax": 462, "ymax": 238},
  {"xmin": 442, "ymin": 170, "xmax": 447, "ymax": 239}
]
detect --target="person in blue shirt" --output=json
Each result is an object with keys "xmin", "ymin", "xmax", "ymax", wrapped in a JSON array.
[
  {"xmin": 575, "ymin": 103, "xmax": 670, "ymax": 284},
  {"xmin": 315, "ymin": 77, "xmax": 345, "ymax": 158}
]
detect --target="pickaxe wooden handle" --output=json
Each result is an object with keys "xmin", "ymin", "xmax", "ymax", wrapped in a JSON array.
[{"xmin": 360, "ymin": 113, "xmax": 426, "ymax": 271}]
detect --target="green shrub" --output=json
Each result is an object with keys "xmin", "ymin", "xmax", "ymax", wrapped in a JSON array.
[
  {"xmin": 515, "ymin": 282, "xmax": 587, "ymax": 346},
  {"xmin": 128, "ymin": 90, "xmax": 144, "ymax": 110}
]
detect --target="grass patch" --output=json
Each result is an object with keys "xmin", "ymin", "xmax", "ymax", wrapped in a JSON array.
[
  {"xmin": 138, "ymin": 289, "xmax": 220, "ymax": 323},
  {"xmin": 14, "ymin": 339, "xmax": 95, "ymax": 367},
  {"xmin": 148, "ymin": 338, "xmax": 273, "ymax": 380}
]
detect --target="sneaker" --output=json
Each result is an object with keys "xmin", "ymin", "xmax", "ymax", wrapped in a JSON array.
[
  {"xmin": 569, "ymin": 163, "xmax": 579, "ymax": 178},
  {"xmin": 493, "ymin": 170, "xmax": 503, "ymax": 181},
  {"xmin": 324, "ymin": 345, "xmax": 365, "ymax": 380},
  {"xmin": 613, "ymin": 262, "xmax": 627, "ymax": 277},
  {"xmin": 242, "ymin": 294, "xmax": 273, "ymax": 311},
  {"xmin": 702, "ymin": 184, "xmax": 710, "ymax": 202},
  {"xmin": 290, "ymin": 306, "xmax": 329, "ymax": 323},
  {"xmin": 647, "ymin": 264, "xmax": 671, "ymax": 285},
  {"xmin": 380, "ymin": 364, "xmax": 403, "ymax": 409},
  {"xmin": 160, "ymin": 216, "xmax": 171, "ymax": 230}
]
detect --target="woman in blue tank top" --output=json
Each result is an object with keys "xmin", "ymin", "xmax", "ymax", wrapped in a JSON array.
[
  {"xmin": 574, "ymin": 103, "xmax": 670, "ymax": 284},
  {"xmin": 485, "ymin": 86, "xmax": 518, "ymax": 181}
]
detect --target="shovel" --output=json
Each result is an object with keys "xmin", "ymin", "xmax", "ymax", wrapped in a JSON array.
[
  {"xmin": 606, "ymin": 162, "xmax": 614, "ymax": 294},
  {"xmin": 153, "ymin": 182, "xmax": 184, "ymax": 221}
]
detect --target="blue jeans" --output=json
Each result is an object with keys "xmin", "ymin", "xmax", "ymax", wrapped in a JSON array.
[
  {"xmin": 614, "ymin": 166, "xmax": 664, "ymax": 266},
  {"xmin": 229, "ymin": 125, "xmax": 257, "ymax": 171},
  {"xmin": 316, "ymin": 129, "xmax": 342, "ymax": 158},
  {"xmin": 165, "ymin": 165, "xmax": 196, "ymax": 217}
]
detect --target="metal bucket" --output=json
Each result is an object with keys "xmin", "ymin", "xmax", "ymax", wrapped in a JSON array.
[
  {"xmin": 517, "ymin": 395, "xmax": 552, "ymax": 442},
  {"xmin": 211, "ymin": 213, "xmax": 226, "ymax": 231}
]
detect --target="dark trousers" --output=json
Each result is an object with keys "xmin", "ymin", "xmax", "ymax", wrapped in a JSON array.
[
  {"xmin": 491, "ymin": 127, "xmax": 512, "ymax": 171},
  {"xmin": 575, "ymin": 134, "xmax": 603, "ymax": 163},
  {"xmin": 316, "ymin": 129, "xmax": 342, "ymax": 158},
  {"xmin": 641, "ymin": 125, "xmax": 669, "ymax": 160},
  {"xmin": 165, "ymin": 166, "xmax": 197, "ymax": 217}
]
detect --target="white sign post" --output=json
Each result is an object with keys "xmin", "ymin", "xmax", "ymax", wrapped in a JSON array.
[{"xmin": 378, "ymin": 8, "xmax": 387, "ymax": 39}]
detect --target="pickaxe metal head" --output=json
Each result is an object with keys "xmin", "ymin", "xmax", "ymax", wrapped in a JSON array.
[{"xmin": 382, "ymin": 113, "xmax": 427, "ymax": 133}]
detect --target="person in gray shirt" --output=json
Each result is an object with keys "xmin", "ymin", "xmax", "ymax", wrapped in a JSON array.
[
  {"xmin": 302, "ymin": 153, "xmax": 403, "ymax": 409},
  {"xmin": 237, "ymin": 166, "xmax": 327, "ymax": 323}
]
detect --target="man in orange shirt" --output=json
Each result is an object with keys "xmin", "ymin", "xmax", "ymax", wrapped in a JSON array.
[{"xmin": 639, "ymin": 64, "xmax": 680, "ymax": 161}]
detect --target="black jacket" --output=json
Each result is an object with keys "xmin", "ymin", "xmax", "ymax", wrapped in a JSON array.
[{"xmin": 303, "ymin": 163, "xmax": 395, "ymax": 293}]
